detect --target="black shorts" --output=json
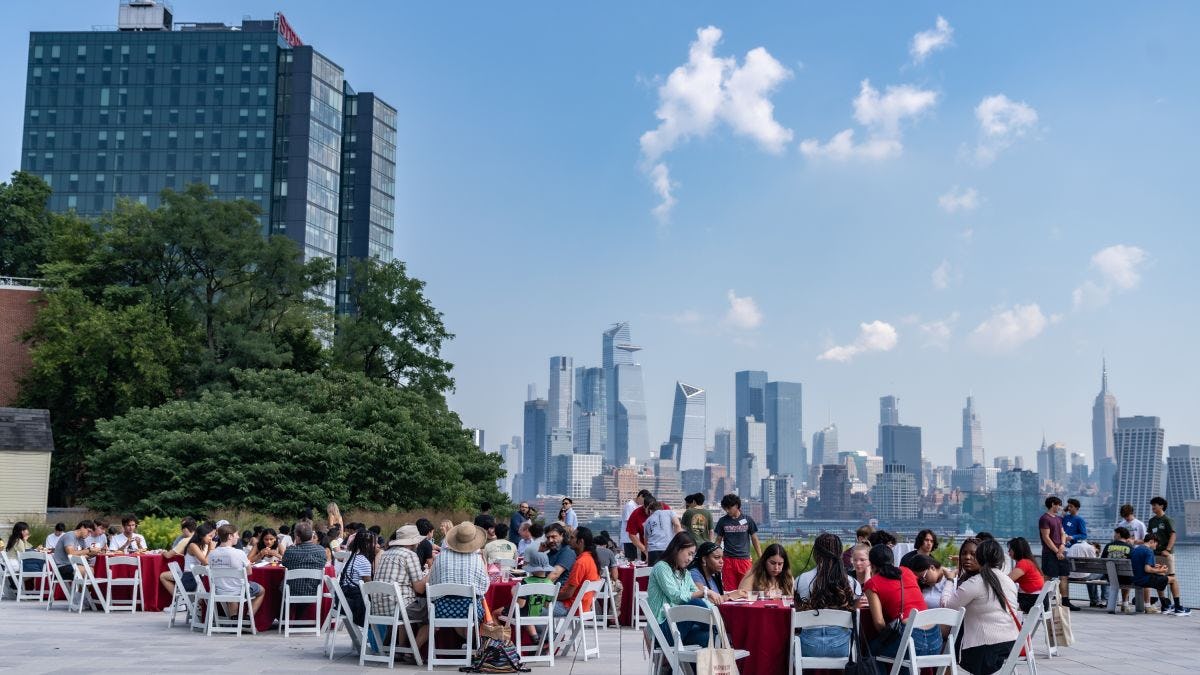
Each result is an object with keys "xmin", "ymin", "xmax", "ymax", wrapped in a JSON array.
[
  {"xmin": 1017, "ymin": 592, "xmax": 1047, "ymax": 614},
  {"xmin": 57, "ymin": 564, "xmax": 75, "ymax": 581},
  {"xmin": 1138, "ymin": 574, "xmax": 1169, "ymax": 592},
  {"xmin": 1041, "ymin": 551, "xmax": 1071, "ymax": 578}
]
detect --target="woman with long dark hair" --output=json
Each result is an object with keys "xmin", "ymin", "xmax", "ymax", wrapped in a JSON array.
[
  {"xmin": 944, "ymin": 539, "xmax": 1020, "ymax": 675},
  {"xmin": 688, "ymin": 541, "xmax": 747, "ymax": 601},
  {"xmin": 738, "ymin": 542, "xmax": 794, "ymax": 598},
  {"xmin": 161, "ymin": 523, "xmax": 215, "ymax": 598},
  {"xmin": 955, "ymin": 537, "xmax": 981, "ymax": 586},
  {"xmin": 647, "ymin": 532, "xmax": 720, "ymax": 647},
  {"xmin": 1007, "ymin": 537, "xmax": 1045, "ymax": 612},
  {"xmin": 864, "ymin": 544, "xmax": 942, "ymax": 659},
  {"xmin": 794, "ymin": 533, "xmax": 858, "ymax": 658},
  {"xmin": 5, "ymin": 522, "xmax": 42, "ymax": 572},
  {"xmin": 249, "ymin": 527, "xmax": 285, "ymax": 564}
]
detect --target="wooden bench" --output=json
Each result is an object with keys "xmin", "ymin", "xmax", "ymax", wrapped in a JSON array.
[{"xmin": 1068, "ymin": 557, "xmax": 1145, "ymax": 613}]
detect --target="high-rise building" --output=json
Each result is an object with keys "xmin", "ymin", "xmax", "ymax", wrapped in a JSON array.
[
  {"xmin": 521, "ymin": 398, "xmax": 548, "ymax": 497},
  {"xmin": 838, "ymin": 450, "xmax": 868, "ymax": 483},
  {"xmin": 1114, "ymin": 416, "xmax": 1165, "ymax": 521},
  {"xmin": 813, "ymin": 464, "xmax": 853, "ymax": 518},
  {"xmin": 872, "ymin": 464, "xmax": 919, "ymax": 521},
  {"xmin": 21, "ymin": 4, "xmax": 396, "ymax": 307},
  {"xmin": 737, "ymin": 417, "xmax": 767, "ymax": 499},
  {"xmin": 547, "ymin": 428, "xmax": 573, "ymax": 489},
  {"xmin": 862, "ymin": 455, "xmax": 884, "ymax": 490},
  {"xmin": 1037, "ymin": 439, "xmax": 1070, "ymax": 488},
  {"xmin": 668, "ymin": 382, "xmax": 706, "ymax": 473},
  {"xmin": 603, "ymin": 322, "xmax": 648, "ymax": 466},
  {"xmin": 1092, "ymin": 360, "xmax": 1120, "ymax": 480},
  {"xmin": 994, "ymin": 456, "xmax": 1014, "ymax": 472},
  {"xmin": 765, "ymin": 381, "xmax": 805, "ymax": 482},
  {"xmin": 547, "ymin": 356, "xmax": 574, "ymax": 431},
  {"xmin": 761, "ymin": 475, "xmax": 796, "ymax": 524},
  {"xmin": 812, "ymin": 423, "xmax": 839, "ymax": 468},
  {"xmin": 1166, "ymin": 445, "xmax": 1200, "ymax": 535},
  {"xmin": 713, "ymin": 428, "xmax": 734, "ymax": 481},
  {"xmin": 878, "ymin": 395, "xmax": 900, "ymax": 453},
  {"xmin": 880, "ymin": 424, "xmax": 923, "ymax": 495},
  {"xmin": 498, "ymin": 439, "xmax": 522, "ymax": 497},
  {"xmin": 994, "ymin": 469, "xmax": 1041, "ymax": 538},
  {"xmin": 956, "ymin": 395, "xmax": 984, "ymax": 469},
  {"xmin": 951, "ymin": 465, "xmax": 999, "ymax": 493},
  {"xmin": 735, "ymin": 370, "xmax": 767, "ymax": 487},
  {"xmin": 573, "ymin": 367, "xmax": 606, "ymax": 454},
  {"xmin": 551, "ymin": 453, "xmax": 602, "ymax": 499}
]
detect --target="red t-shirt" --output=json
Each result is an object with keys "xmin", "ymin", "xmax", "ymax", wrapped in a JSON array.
[
  {"xmin": 864, "ymin": 567, "xmax": 927, "ymax": 633},
  {"xmin": 561, "ymin": 551, "xmax": 599, "ymax": 612},
  {"xmin": 1014, "ymin": 558, "xmax": 1044, "ymax": 594},
  {"xmin": 625, "ymin": 504, "xmax": 670, "ymax": 545}
]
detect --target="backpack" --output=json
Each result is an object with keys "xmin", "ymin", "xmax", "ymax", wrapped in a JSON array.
[{"xmin": 459, "ymin": 637, "xmax": 529, "ymax": 673}]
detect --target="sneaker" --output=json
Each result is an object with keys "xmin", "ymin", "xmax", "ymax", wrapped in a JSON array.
[
  {"xmin": 1174, "ymin": 606, "xmax": 1192, "ymax": 616},
  {"xmin": 1146, "ymin": 605, "xmax": 1162, "ymax": 614},
  {"xmin": 1063, "ymin": 602, "xmax": 1080, "ymax": 612}
]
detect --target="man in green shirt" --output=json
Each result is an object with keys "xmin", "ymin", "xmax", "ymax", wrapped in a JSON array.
[
  {"xmin": 680, "ymin": 493, "xmax": 713, "ymax": 547},
  {"xmin": 1148, "ymin": 495, "xmax": 1190, "ymax": 615}
]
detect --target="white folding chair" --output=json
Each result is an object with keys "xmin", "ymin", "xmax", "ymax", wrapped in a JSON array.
[
  {"xmin": 280, "ymin": 568, "xmax": 325, "ymax": 636},
  {"xmin": 426, "ymin": 583, "xmax": 479, "ymax": 669},
  {"xmin": 333, "ymin": 549, "xmax": 350, "ymax": 576},
  {"xmin": 553, "ymin": 579, "xmax": 605, "ymax": 661},
  {"xmin": 166, "ymin": 561, "xmax": 198, "ymax": 629},
  {"xmin": 639, "ymin": 597, "xmax": 683, "ymax": 675},
  {"xmin": 790, "ymin": 609, "xmax": 855, "ymax": 673},
  {"xmin": 15, "ymin": 551, "xmax": 53, "ymax": 603},
  {"xmin": 664, "ymin": 602, "xmax": 750, "ymax": 673},
  {"xmin": 1031, "ymin": 579, "xmax": 1058, "ymax": 658},
  {"xmin": 0, "ymin": 553, "xmax": 21, "ymax": 601},
  {"xmin": 632, "ymin": 566, "xmax": 653, "ymax": 629},
  {"xmin": 502, "ymin": 581, "xmax": 559, "ymax": 667},
  {"xmin": 359, "ymin": 581, "xmax": 402, "ymax": 668},
  {"xmin": 995, "ymin": 604, "xmax": 1043, "ymax": 675},
  {"xmin": 104, "ymin": 555, "xmax": 142, "ymax": 612},
  {"xmin": 205, "ymin": 566, "xmax": 256, "ymax": 636},
  {"xmin": 191, "ymin": 565, "xmax": 211, "ymax": 631},
  {"xmin": 594, "ymin": 575, "xmax": 618, "ymax": 628},
  {"xmin": 876, "ymin": 607, "xmax": 964, "ymax": 675},
  {"xmin": 67, "ymin": 554, "xmax": 108, "ymax": 613},
  {"xmin": 44, "ymin": 554, "xmax": 74, "ymax": 611},
  {"xmin": 324, "ymin": 576, "xmax": 364, "ymax": 659}
]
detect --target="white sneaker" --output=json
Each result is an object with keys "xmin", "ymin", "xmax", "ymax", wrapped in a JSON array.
[{"xmin": 1146, "ymin": 604, "xmax": 1162, "ymax": 614}]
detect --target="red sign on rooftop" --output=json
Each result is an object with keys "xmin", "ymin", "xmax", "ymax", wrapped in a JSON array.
[{"xmin": 276, "ymin": 12, "xmax": 303, "ymax": 47}]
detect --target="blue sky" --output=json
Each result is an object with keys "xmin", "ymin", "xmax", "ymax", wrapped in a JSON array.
[{"xmin": 3, "ymin": 2, "xmax": 1198, "ymax": 470}]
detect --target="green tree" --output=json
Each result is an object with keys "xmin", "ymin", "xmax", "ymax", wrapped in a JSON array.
[
  {"xmin": 0, "ymin": 171, "xmax": 54, "ymax": 277},
  {"xmin": 332, "ymin": 258, "xmax": 454, "ymax": 395},
  {"xmin": 90, "ymin": 368, "xmax": 506, "ymax": 516}
]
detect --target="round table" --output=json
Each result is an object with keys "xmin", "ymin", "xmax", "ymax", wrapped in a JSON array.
[
  {"xmin": 247, "ymin": 563, "xmax": 334, "ymax": 633},
  {"xmin": 718, "ymin": 600, "xmax": 794, "ymax": 675},
  {"xmin": 617, "ymin": 564, "xmax": 650, "ymax": 626},
  {"xmin": 94, "ymin": 553, "xmax": 170, "ymax": 611}
]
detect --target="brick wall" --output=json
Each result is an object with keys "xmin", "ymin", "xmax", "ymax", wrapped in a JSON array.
[{"xmin": 0, "ymin": 287, "xmax": 42, "ymax": 406}]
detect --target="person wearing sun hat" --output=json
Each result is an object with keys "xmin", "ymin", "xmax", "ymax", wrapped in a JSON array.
[
  {"xmin": 429, "ymin": 521, "xmax": 491, "ymax": 633},
  {"xmin": 374, "ymin": 524, "xmax": 432, "ymax": 646}
]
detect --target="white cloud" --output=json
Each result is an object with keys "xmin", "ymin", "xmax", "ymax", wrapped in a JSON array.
[
  {"xmin": 818, "ymin": 320, "xmax": 898, "ymax": 362},
  {"xmin": 640, "ymin": 27, "xmax": 792, "ymax": 221},
  {"xmin": 910, "ymin": 16, "xmax": 953, "ymax": 64},
  {"xmin": 970, "ymin": 303, "xmax": 1047, "ymax": 352},
  {"xmin": 920, "ymin": 312, "xmax": 959, "ymax": 350},
  {"xmin": 938, "ymin": 186, "xmax": 979, "ymax": 213},
  {"xmin": 1072, "ymin": 244, "xmax": 1149, "ymax": 310},
  {"xmin": 724, "ymin": 290, "xmax": 763, "ymax": 330},
  {"xmin": 801, "ymin": 80, "xmax": 937, "ymax": 162},
  {"xmin": 669, "ymin": 309, "xmax": 703, "ymax": 325},
  {"xmin": 932, "ymin": 260, "xmax": 952, "ymax": 290},
  {"xmin": 973, "ymin": 94, "xmax": 1038, "ymax": 164}
]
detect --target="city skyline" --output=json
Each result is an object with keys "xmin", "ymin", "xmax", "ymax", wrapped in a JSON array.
[{"xmin": 4, "ymin": 3, "xmax": 1198, "ymax": 466}]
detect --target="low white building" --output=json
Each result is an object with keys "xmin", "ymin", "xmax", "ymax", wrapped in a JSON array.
[{"xmin": 0, "ymin": 408, "xmax": 54, "ymax": 523}]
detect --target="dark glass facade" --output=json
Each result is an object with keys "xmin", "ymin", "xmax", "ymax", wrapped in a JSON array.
[{"xmin": 21, "ymin": 15, "xmax": 395, "ymax": 307}]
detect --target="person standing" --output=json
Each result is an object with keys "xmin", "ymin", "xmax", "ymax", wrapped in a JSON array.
[
  {"xmin": 561, "ymin": 498, "xmax": 579, "ymax": 529},
  {"xmin": 1118, "ymin": 504, "xmax": 1146, "ymax": 543},
  {"xmin": 509, "ymin": 502, "xmax": 531, "ymax": 545},
  {"xmin": 681, "ymin": 493, "xmax": 713, "ymax": 546},
  {"xmin": 642, "ymin": 501, "xmax": 683, "ymax": 566},
  {"xmin": 1038, "ymin": 496, "xmax": 1078, "ymax": 611},
  {"xmin": 624, "ymin": 490, "xmax": 656, "ymax": 561},
  {"xmin": 1061, "ymin": 498, "xmax": 1089, "ymax": 544},
  {"xmin": 1148, "ymin": 496, "xmax": 1189, "ymax": 615},
  {"xmin": 620, "ymin": 496, "xmax": 639, "ymax": 560},
  {"xmin": 714, "ymin": 494, "xmax": 761, "ymax": 591}
]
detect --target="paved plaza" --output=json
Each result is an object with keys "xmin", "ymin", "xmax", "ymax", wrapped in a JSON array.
[{"xmin": 1, "ymin": 600, "xmax": 1198, "ymax": 674}]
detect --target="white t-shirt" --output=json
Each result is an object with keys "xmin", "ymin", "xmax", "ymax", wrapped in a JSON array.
[
  {"xmin": 794, "ymin": 569, "xmax": 862, "ymax": 602},
  {"xmin": 643, "ymin": 510, "xmax": 676, "ymax": 552},
  {"xmin": 109, "ymin": 533, "xmax": 147, "ymax": 552},
  {"xmin": 620, "ymin": 501, "xmax": 637, "ymax": 545},
  {"xmin": 208, "ymin": 546, "xmax": 251, "ymax": 595},
  {"xmin": 1123, "ymin": 517, "xmax": 1147, "ymax": 542},
  {"xmin": 85, "ymin": 534, "xmax": 108, "ymax": 549},
  {"xmin": 45, "ymin": 532, "xmax": 63, "ymax": 549},
  {"xmin": 278, "ymin": 534, "xmax": 294, "ymax": 548},
  {"xmin": 1067, "ymin": 541, "xmax": 1097, "ymax": 579}
]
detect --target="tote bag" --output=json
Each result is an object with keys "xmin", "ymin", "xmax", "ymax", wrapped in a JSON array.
[{"xmin": 695, "ymin": 621, "xmax": 739, "ymax": 675}]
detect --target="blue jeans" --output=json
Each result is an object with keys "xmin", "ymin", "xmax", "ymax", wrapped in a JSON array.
[
  {"xmin": 659, "ymin": 599, "xmax": 710, "ymax": 648},
  {"xmin": 870, "ymin": 626, "xmax": 943, "ymax": 673},
  {"xmin": 798, "ymin": 626, "xmax": 851, "ymax": 658}
]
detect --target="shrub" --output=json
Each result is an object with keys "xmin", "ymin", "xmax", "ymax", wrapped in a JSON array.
[{"xmin": 137, "ymin": 515, "xmax": 182, "ymax": 550}]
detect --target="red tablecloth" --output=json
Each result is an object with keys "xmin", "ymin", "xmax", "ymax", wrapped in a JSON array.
[
  {"xmin": 94, "ymin": 553, "xmax": 170, "ymax": 611},
  {"xmin": 618, "ymin": 564, "xmax": 650, "ymax": 626},
  {"xmin": 247, "ymin": 564, "xmax": 335, "ymax": 633},
  {"xmin": 719, "ymin": 600, "xmax": 793, "ymax": 675},
  {"xmin": 485, "ymin": 580, "xmax": 518, "ymax": 615}
]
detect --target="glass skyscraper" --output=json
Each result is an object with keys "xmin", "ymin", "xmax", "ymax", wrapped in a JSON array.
[
  {"xmin": 765, "ymin": 380, "xmax": 804, "ymax": 481},
  {"xmin": 880, "ymin": 423, "xmax": 923, "ymax": 495},
  {"xmin": 20, "ymin": 3, "xmax": 395, "ymax": 306},
  {"xmin": 668, "ymin": 382, "xmax": 706, "ymax": 473},
  {"xmin": 603, "ymin": 322, "xmax": 648, "ymax": 466}
]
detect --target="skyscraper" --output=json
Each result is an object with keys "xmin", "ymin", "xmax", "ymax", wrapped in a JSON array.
[
  {"xmin": 737, "ymin": 417, "xmax": 767, "ymax": 499},
  {"xmin": 547, "ymin": 356, "xmax": 574, "ymax": 432},
  {"xmin": 1037, "ymin": 439, "xmax": 1069, "ymax": 488},
  {"xmin": 735, "ymin": 370, "xmax": 767, "ymax": 490},
  {"xmin": 878, "ymin": 395, "xmax": 900, "ymax": 454},
  {"xmin": 1166, "ymin": 445, "xmax": 1200, "ymax": 532},
  {"xmin": 880, "ymin": 424, "xmax": 923, "ymax": 495},
  {"xmin": 994, "ymin": 469, "xmax": 1041, "ymax": 538},
  {"xmin": 956, "ymin": 395, "xmax": 984, "ymax": 469},
  {"xmin": 872, "ymin": 464, "xmax": 919, "ymax": 521},
  {"xmin": 812, "ymin": 423, "xmax": 839, "ymax": 468},
  {"xmin": 1092, "ymin": 360, "xmax": 1120, "ymax": 476},
  {"xmin": 521, "ymin": 398, "xmax": 548, "ymax": 497},
  {"xmin": 761, "ymin": 475, "xmax": 796, "ymax": 523},
  {"xmin": 20, "ymin": 4, "xmax": 396, "ymax": 307},
  {"xmin": 713, "ymin": 428, "xmax": 734, "ymax": 481},
  {"xmin": 603, "ymin": 322, "xmax": 648, "ymax": 466},
  {"xmin": 668, "ymin": 382, "xmax": 706, "ymax": 473},
  {"xmin": 1114, "ymin": 416, "xmax": 1165, "ymax": 520},
  {"xmin": 573, "ymin": 366, "xmax": 606, "ymax": 454},
  {"xmin": 765, "ymin": 381, "xmax": 805, "ymax": 481}
]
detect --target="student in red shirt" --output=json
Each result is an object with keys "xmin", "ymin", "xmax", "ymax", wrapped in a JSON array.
[
  {"xmin": 625, "ymin": 490, "xmax": 664, "ymax": 561},
  {"xmin": 1007, "ymin": 536, "xmax": 1045, "ymax": 612}
]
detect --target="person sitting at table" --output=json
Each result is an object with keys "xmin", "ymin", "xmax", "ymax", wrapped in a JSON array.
[
  {"xmin": 209, "ymin": 524, "xmax": 265, "ymax": 618},
  {"xmin": 864, "ymin": 544, "xmax": 942, "ymax": 661},
  {"xmin": 868, "ymin": 529, "xmax": 897, "ymax": 549},
  {"xmin": 85, "ymin": 520, "xmax": 109, "ymax": 551},
  {"xmin": 5, "ymin": 522, "xmax": 44, "ymax": 572},
  {"xmin": 277, "ymin": 525, "xmax": 293, "ymax": 548},
  {"xmin": 527, "ymin": 522, "xmax": 546, "ymax": 553},
  {"xmin": 902, "ymin": 553, "xmax": 951, "ymax": 609},
  {"xmin": 163, "ymin": 517, "xmax": 197, "ymax": 561},
  {"xmin": 248, "ymin": 528, "xmax": 286, "ymax": 564},
  {"xmin": 914, "ymin": 529, "xmax": 938, "ymax": 557},
  {"xmin": 843, "ymin": 524, "xmax": 874, "ymax": 572},
  {"xmin": 415, "ymin": 518, "xmax": 437, "ymax": 569},
  {"xmin": 688, "ymin": 541, "xmax": 747, "ymax": 602},
  {"xmin": 374, "ymin": 525, "xmax": 430, "ymax": 658},
  {"xmin": 109, "ymin": 516, "xmax": 147, "ymax": 553},
  {"xmin": 281, "ymin": 522, "xmax": 327, "ymax": 598},
  {"xmin": 955, "ymin": 537, "xmax": 981, "ymax": 587},
  {"xmin": 1006, "ymin": 536, "xmax": 1045, "ymax": 612},
  {"xmin": 484, "ymin": 523, "xmax": 518, "ymax": 564},
  {"xmin": 738, "ymin": 542, "xmax": 794, "ymax": 598},
  {"xmin": 850, "ymin": 543, "xmax": 872, "ymax": 588},
  {"xmin": 507, "ymin": 550, "xmax": 555, "ymax": 641},
  {"xmin": 942, "ymin": 539, "xmax": 1020, "ymax": 675},
  {"xmin": 593, "ymin": 531, "xmax": 621, "ymax": 624},
  {"xmin": 161, "ymin": 523, "xmax": 215, "ymax": 599},
  {"xmin": 322, "ymin": 525, "xmax": 343, "ymax": 554},
  {"xmin": 794, "ymin": 533, "xmax": 858, "ymax": 659},
  {"xmin": 52, "ymin": 520, "xmax": 98, "ymax": 581},
  {"xmin": 429, "ymin": 521, "xmax": 490, "ymax": 637},
  {"xmin": 515, "ymin": 521, "xmax": 535, "ymax": 558},
  {"xmin": 542, "ymin": 523, "xmax": 576, "ymax": 582},
  {"xmin": 45, "ymin": 523, "xmax": 66, "ymax": 550},
  {"xmin": 648, "ymin": 532, "xmax": 721, "ymax": 647},
  {"xmin": 554, "ymin": 526, "xmax": 600, "ymax": 618}
]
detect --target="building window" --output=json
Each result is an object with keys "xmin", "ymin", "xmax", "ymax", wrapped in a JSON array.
[
  {"xmin": 209, "ymin": 174, "xmax": 219, "ymax": 187},
  {"xmin": 76, "ymin": 45, "xmax": 86, "ymax": 60}
]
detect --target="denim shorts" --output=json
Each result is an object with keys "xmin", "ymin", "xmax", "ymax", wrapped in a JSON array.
[{"xmin": 798, "ymin": 626, "xmax": 851, "ymax": 658}]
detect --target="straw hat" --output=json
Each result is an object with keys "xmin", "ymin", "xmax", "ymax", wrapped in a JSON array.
[
  {"xmin": 444, "ymin": 521, "xmax": 487, "ymax": 554},
  {"xmin": 388, "ymin": 525, "xmax": 424, "ymax": 547}
]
